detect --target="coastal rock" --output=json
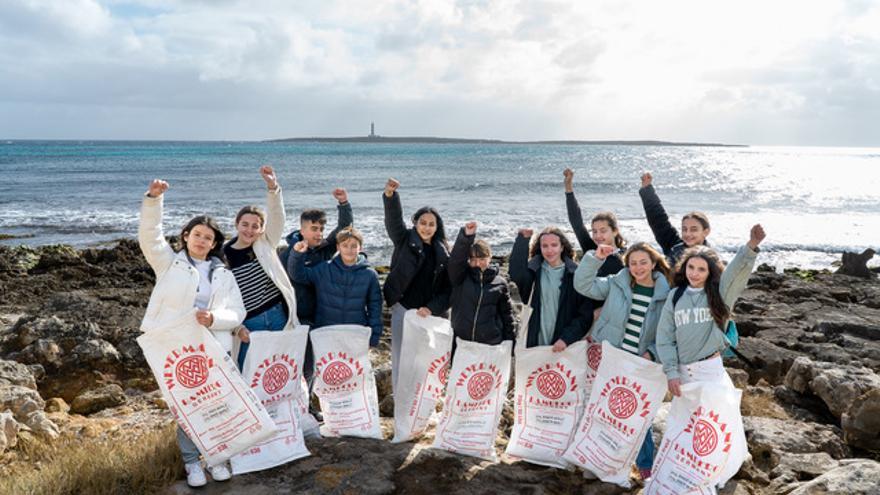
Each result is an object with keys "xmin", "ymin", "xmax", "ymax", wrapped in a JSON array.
[
  {"xmin": 769, "ymin": 452, "xmax": 838, "ymax": 481},
  {"xmin": 70, "ymin": 384, "xmax": 127, "ymax": 415},
  {"xmin": 743, "ymin": 416, "xmax": 850, "ymax": 471},
  {"xmin": 735, "ymin": 338, "xmax": 802, "ymax": 385},
  {"xmin": 835, "ymin": 249, "xmax": 877, "ymax": 278},
  {"xmin": 787, "ymin": 459, "xmax": 880, "ymax": 495},
  {"xmin": 0, "ymin": 410, "xmax": 21, "ymax": 453},
  {"xmin": 45, "ymin": 397, "xmax": 70, "ymax": 413},
  {"xmin": 0, "ymin": 384, "xmax": 59, "ymax": 438},
  {"xmin": 841, "ymin": 389, "xmax": 880, "ymax": 452},
  {"xmin": 0, "ymin": 358, "xmax": 37, "ymax": 389}
]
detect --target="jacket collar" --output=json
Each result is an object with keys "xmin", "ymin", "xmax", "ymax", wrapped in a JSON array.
[
  {"xmin": 527, "ymin": 254, "xmax": 577, "ymax": 274},
  {"xmin": 611, "ymin": 268, "xmax": 671, "ymax": 300}
]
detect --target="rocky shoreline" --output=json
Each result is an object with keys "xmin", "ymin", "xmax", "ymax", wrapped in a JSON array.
[{"xmin": 1, "ymin": 240, "xmax": 878, "ymax": 494}]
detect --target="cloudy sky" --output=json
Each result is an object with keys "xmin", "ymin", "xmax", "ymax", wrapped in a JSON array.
[{"xmin": 1, "ymin": 0, "xmax": 878, "ymax": 145}]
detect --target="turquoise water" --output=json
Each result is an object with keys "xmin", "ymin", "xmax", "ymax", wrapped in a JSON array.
[{"xmin": 2, "ymin": 140, "xmax": 879, "ymax": 269}]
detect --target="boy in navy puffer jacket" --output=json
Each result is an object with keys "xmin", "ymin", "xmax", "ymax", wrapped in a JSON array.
[{"xmin": 289, "ymin": 227, "xmax": 383, "ymax": 347}]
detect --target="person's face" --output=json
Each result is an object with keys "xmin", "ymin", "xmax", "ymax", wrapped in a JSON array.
[
  {"xmin": 591, "ymin": 220, "xmax": 618, "ymax": 248},
  {"xmin": 627, "ymin": 250, "xmax": 655, "ymax": 285},
  {"xmin": 540, "ymin": 233, "xmax": 563, "ymax": 266},
  {"xmin": 301, "ymin": 219, "xmax": 325, "ymax": 248},
  {"xmin": 415, "ymin": 212, "xmax": 437, "ymax": 243},
  {"xmin": 235, "ymin": 213, "xmax": 263, "ymax": 247},
  {"xmin": 681, "ymin": 217, "xmax": 710, "ymax": 247},
  {"xmin": 686, "ymin": 256, "xmax": 710, "ymax": 288},
  {"xmin": 338, "ymin": 238, "xmax": 360, "ymax": 265},
  {"xmin": 469, "ymin": 255, "xmax": 490, "ymax": 271},
  {"xmin": 184, "ymin": 224, "xmax": 216, "ymax": 261}
]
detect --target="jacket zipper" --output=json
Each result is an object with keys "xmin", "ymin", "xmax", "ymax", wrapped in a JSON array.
[{"xmin": 471, "ymin": 274, "xmax": 485, "ymax": 341}]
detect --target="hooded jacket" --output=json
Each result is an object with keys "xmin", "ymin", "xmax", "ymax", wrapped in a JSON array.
[
  {"xmin": 382, "ymin": 191, "xmax": 450, "ymax": 315},
  {"xmin": 508, "ymin": 233, "xmax": 593, "ymax": 348},
  {"xmin": 138, "ymin": 195, "xmax": 246, "ymax": 352},
  {"xmin": 574, "ymin": 254, "xmax": 671, "ymax": 359},
  {"xmin": 281, "ymin": 201, "xmax": 353, "ymax": 322},
  {"xmin": 448, "ymin": 228, "xmax": 516, "ymax": 345},
  {"xmin": 656, "ymin": 244, "xmax": 758, "ymax": 379},
  {"xmin": 290, "ymin": 251, "xmax": 383, "ymax": 346}
]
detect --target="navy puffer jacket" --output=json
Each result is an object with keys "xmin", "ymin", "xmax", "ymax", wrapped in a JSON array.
[{"xmin": 289, "ymin": 252, "xmax": 383, "ymax": 346}]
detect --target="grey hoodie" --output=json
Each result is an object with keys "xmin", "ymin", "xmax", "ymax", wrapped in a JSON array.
[
  {"xmin": 574, "ymin": 254, "xmax": 671, "ymax": 360},
  {"xmin": 656, "ymin": 244, "xmax": 758, "ymax": 379}
]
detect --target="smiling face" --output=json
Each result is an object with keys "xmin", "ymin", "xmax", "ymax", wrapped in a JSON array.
[
  {"xmin": 627, "ymin": 250, "xmax": 656, "ymax": 286},
  {"xmin": 685, "ymin": 256, "xmax": 710, "ymax": 288},
  {"xmin": 183, "ymin": 224, "xmax": 217, "ymax": 261},
  {"xmin": 415, "ymin": 212, "xmax": 437, "ymax": 243},
  {"xmin": 235, "ymin": 213, "xmax": 263, "ymax": 247},
  {"xmin": 539, "ymin": 233, "xmax": 563, "ymax": 266},
  {"xmin": 681, "ymin": 217, "xmax": 710, "ymax": 247},
  {"xmin": 591, "ymin": 219, "xmax": 618, "ymax": 248},
  {"xmin": 301, "ymin": 220, "xmax": 325, "ymax": 248},
  {"xmin": 338, "ymin": 237, "xmax": 360, "ymax": 266}
]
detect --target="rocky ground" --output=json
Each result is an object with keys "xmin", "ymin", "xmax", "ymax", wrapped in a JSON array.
[{"xmin": 1, "ymin": 240, "xmax": 879, "ymax": 494}]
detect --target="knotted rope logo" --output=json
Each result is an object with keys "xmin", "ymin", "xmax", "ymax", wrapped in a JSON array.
[
  {"xmin": 587, "ymin": 343, "xmax": 602, "ymax": 372},
  {"xmin": 608, "ymin": 386, "xmax": 638, "ymax": 419},
  {"xmin": 262, "ymin": 363, "xmax": 290, "ymax": 395},
  {"xmin": 692, "ymin": 419, "xmax": 719, "ymax": 456},
  {"xmin": 438, "ymin": 364, "xmax": 450, "ymax": 387},
  {"xmin": 467, "ymin": 371, "xmax": 495, "ymax": 401},
  {"xmin": 175, "ymin": 355, "xmax": 210, "ymax": 389},
  {"xmin": 323, "ymin": 361, "xmax": 354, "ymax": 386},
  {"xmin": 536, "ymin": 370, "xmax": 566, "ymax": 400}
]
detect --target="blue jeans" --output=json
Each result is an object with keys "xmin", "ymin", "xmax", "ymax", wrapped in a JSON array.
[
  {"xmin": 177, "ymin": 426, "xmax": 201, "ymax": 464},
  {"xmin": 636, "ymin": 426, "xmax": 655, "ymax": 470},
  {"xmin": 237, "ymin": 302, "xmax": 287, "ymax": 370}
]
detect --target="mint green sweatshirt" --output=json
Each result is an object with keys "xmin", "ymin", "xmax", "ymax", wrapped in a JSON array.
[{"xmin": 656, "ymin": 244, "xmax": 758, "ymax": 380}]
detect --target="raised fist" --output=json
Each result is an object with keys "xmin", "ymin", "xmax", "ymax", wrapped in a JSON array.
[
  {"xmin": 332, "ymin": 188, "xmax": 348, "ymax": 204},
  {"xmin": 563, "ymin": 168, "xmax": 574, "ymax": 192},
  {"xmin": 293, "ymin": 240, "xmax": 309, "ymax": 253},
  {"xmin": 595, "ymin": 244, "xmax": 616, "ymax": 260},
  {"xmin": 640, "ymin": 172, "xmax": 653, "ymax": 189},
  {"xmin": 147, "ymin": 179, "xmax": 169, "ymax": 198},
  {"xmin": 260, "ymin": 165, "xmax": 278, "ymax": 190},
  {"xmin": 384, "ymin": 178, "xmax": 400, "ymax": 197},
  {"xmin": 518, "ymin": 228, "xmax": 534, "ymax": 238},
  {"xmin": 748, "ymin": 224, "xmax": 766, "ymax": 250},
  {"xmin": 464, "ymin": 221, "xmax": 477, "ymax": 236}
]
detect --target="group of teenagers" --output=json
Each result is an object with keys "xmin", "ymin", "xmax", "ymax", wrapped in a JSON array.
[{"xmin": 138, "ymin": 166, "xmax": 765, "ymax": 487}]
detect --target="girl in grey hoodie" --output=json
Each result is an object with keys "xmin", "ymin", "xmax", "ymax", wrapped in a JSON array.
[{"xmin": 657, "ymin": 224, "xmax": 766, "ymax": 397}]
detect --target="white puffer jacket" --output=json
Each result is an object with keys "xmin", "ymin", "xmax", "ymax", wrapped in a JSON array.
[{"xmin": 138, "ymin": 194, "xmax": 246, "ymax": 352}]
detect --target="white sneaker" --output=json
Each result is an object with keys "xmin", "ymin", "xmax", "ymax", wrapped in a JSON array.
[
  {"xmin": 208, "ymin": 463, "xmax": 232, "ymax": 482},
  {"xmin": 185, "ymin": 462, "xmax": 207, "ymax": 488}
]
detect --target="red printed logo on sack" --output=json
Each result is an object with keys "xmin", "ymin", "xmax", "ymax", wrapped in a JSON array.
[
  {"xmin": 175, "ymin": 355, "xmax": 209, "ymax": 389},
  {"xmin": 587, "ymin": 343, "xmax": 602, "ymax": 372},
  {"xmin": 262, "ymin": 364, "xmax": 290, "ymax": 395},
  {"xmin": 692, "ymin": 419, "xmax": 719, "ymax": 456},
  {"xmin": 438, "ymin": 365, "xmax": 450, "ymax": 387},
  {"xmin": 467, "ymin": 371, "xmax": 495, "ymax": 400},
  {"xmin": 608, "ymin": 386, "xmax": 638, "ymax": 419},
  {"xmin": 323, "ymin": 361, "xmax": 354, "ymax": 386},
  {"xmin": 536, "ymin": 370, "xmax": 567, "ymax": 400}
]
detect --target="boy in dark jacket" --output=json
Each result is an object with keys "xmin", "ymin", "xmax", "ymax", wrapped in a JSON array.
[
  {"xmin": 282, "ymin": 188, "xmax": 354, "ymax": 325},
  {"xmin": 289, "ymin": 227, "xmax": 383, "ymax": 346},
  {"xmin": 448, "ymin": 222, "xmax": 516, "ymax": 346}
]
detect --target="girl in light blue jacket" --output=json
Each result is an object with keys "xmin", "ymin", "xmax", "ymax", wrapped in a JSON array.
[{"xmin": 574, "ymin": 241, "xmax": 673, "ymax": 481}]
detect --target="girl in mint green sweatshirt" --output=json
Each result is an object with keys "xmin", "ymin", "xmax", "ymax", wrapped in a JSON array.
[{"xmin": 656, "ymin": 225, "xmax": 766, "ymax": 396}]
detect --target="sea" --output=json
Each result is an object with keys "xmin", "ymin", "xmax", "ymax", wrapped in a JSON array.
[{"xmin": 2, "ymin": 140, "xmax": 879, "ymax": 270}]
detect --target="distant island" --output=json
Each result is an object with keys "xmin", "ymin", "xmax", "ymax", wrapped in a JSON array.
[{"xmin": 267, "ymin": 135, "xmax": 745, "ymax": 147}]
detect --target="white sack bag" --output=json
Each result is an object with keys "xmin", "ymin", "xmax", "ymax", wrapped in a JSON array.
[
  {"xmin": 584, "ymin": 336, "xmax": 602, "ymax": 395},
  {"xmin": 137, "ymin": 310, "xmax": 276, "ymax": 467},
  {"xmin": 230, "ymin": 327, "xmax": 311, "ymax": 474},
  {"xmin": 391, "ymin": 310, "xmax": 454, "ymax": 443},
  {"xmin": 432, "ymin": 338, "xmax": 512, "ymax": 462},
  {"xmin": 310, "ymin": 325, "xmax": 382, "ymax": 439},
  {"xmin": 505, "ymin": 340, "xmax": 589, "ymax": 468},
  {"xmin": 645, "ymin": 381, "xmax": 747, "ymax": 494},
  {"xmin": 563, "ymin": 342, "xmax": 667, "ymax": 488}
]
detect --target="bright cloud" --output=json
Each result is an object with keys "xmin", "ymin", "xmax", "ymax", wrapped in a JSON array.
[{"xmin": 0, "ymin": 0, "xmax": 878, "ymax": 144}]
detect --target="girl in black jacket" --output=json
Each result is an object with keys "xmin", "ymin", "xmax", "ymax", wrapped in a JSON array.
[
  {"xmin": 382, "ymin": 178, "xmax": 452, "ymax": 393},
  {"xmin": 509, "ymin": 226, "xmax": 593, "ymax": 350},
  {"xmin": 448, "ymin": 222, "xmax": 516, "ymax": 347}
]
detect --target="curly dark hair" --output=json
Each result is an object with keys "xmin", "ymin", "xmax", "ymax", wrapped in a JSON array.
[{"xmin": 529, "ymin": 226, "xmax": 576, "ymax": 261}]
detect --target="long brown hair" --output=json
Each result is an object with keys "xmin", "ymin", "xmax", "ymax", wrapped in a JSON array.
[
  {"xmin": 673, "ymin": 246, "xmax": 728, "ymax": 328},
  {"xmin": 622, "ymin": 242, "xmax": 671, "ymax": 287},
  {"xmin": 529, "ymin": 226, "xmax": 575, "ymax": 261},
  {"xmin": 177, "ymin": 215, "xmax": 225, "ymax": 261},
  {"xmin": 591, "ymin": 211, "xmax": 627, "ymax": 249}
]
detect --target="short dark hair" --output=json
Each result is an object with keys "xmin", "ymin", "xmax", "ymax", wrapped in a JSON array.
[
  {"xmin": 300, "ymin": 209, "xmax": 327, "ymax": 225},
  {"xmin": 235, "ymin": 205, "xmax": 266, "ymax": 227}
]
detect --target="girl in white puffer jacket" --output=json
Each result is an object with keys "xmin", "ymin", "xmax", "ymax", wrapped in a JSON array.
[{"xmin": 138, "ymin": 179, "xmax": 246, "ymax": 487}]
